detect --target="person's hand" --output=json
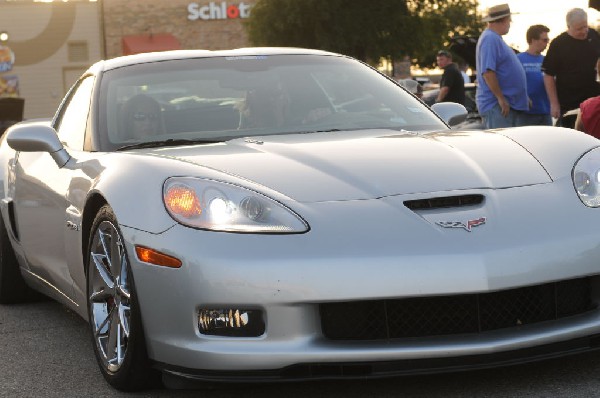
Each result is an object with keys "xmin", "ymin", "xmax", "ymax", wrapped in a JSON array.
[
  {"xmin": 550, "ymin": 102, "xmax": 560, "ymax": 119},
  {"xmin": 498, "ymin": 97, "xmax": 510, "ymax": 117}
]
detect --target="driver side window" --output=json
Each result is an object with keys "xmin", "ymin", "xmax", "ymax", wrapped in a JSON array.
[{"xmin": 54, "ymin": 76, "xmax": 95, "ymax": 150}]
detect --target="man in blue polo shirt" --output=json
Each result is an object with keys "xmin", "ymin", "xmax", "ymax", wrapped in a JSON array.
[
  {"xmin": 476, "ymin": 3, "xmax": 529, "ymax": 129},
  {"xmin": 517, "ymin": 25, "xmax": 551, "ymax": 126}
]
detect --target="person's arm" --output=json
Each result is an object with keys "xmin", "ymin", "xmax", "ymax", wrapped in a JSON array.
[
  {"xmin": 436, "ymin": 86, "xmax": 449, "ymax": 103},
  {"xmin": 543, "ymin": 73, "xmax": 560, "ymax": 119},
  {"xmin": 481, "ymin": 70, "xmax": 509, "ymax": 116},
  {"xmin": 574, "ymin": 110, "xmax": 585, "ymax": 132}
]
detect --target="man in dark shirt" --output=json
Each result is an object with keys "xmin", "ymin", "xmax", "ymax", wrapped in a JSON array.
[
  {"xmin": 435, "ymin": 50, "xmax": 465, "ymax": 105},
  {"xmin": 542, "ymin": 8, "xmax": 600, "ymax": 128}
]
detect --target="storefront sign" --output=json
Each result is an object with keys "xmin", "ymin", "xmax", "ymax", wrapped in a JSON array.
[
  {"xmin": 0, "ymin": 45, "xmax": 15, "ymax": 73},
  {"xmin": 188, "ymin": 2, "xmax": 251, "ymax": 21}
]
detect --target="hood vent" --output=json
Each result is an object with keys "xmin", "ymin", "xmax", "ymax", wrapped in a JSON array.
[{"xmin": 404, "ymin": 194, "xmax": 484, "ymax": 210}]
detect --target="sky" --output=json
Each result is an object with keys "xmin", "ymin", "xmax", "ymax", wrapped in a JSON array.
[{"xmin": 478, "ymin": 0, "xmax": 600, "ymax": 52}]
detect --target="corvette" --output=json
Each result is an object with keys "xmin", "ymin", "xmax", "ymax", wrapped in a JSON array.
[{"xmin": 2, "ymin": 48, "xmax": 600, "ymax": 391}]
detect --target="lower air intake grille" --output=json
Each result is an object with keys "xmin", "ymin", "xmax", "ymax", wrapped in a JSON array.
[{"xmin": 320, "ymin": 277, "xmax": 595, "ymax": 341}]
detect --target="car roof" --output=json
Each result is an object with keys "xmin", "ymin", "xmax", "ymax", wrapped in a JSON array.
[{"xmin": 91, "ymin": 47, "xmax": 341, "ymax": 74}]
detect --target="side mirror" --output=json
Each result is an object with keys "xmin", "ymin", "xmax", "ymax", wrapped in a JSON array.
[
  {"xmin": 6, "ymin": 121, "xmax": 71, "ymax": 167},
  {"xmin": 431, "ymin": 102, "xmax": 468, "ymax": 126}
]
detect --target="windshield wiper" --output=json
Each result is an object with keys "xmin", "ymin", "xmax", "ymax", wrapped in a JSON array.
[
  {"xmin": 116, "ymin": 138, "xmax": 220, "ymax": 151},
  {"xmin": 290, "ymin": 128, "xmax": 342, "ymax": 135}
]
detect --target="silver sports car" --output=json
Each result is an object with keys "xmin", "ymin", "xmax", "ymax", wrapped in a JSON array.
[{"xmin": 2, "ymin": 48, "xmax": 600, "ymax": 391}]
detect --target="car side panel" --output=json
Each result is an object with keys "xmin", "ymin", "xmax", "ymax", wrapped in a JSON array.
[{"xmin": 11, "ymin": 150, "xmax": 76, "ymax": 300}]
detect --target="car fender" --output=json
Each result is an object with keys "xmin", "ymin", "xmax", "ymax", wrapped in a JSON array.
[
  {"xmin": 496, "ymin": 126, "xmax": 600, "ymax": 180},
  {"xmin": 86, "ymin": 151, "xmax": 271, "ymax": 234}
]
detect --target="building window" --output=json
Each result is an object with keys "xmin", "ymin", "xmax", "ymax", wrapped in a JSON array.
[{"xmin": 68, "ymin": 41, "xmax": 89, "ymax": 63}]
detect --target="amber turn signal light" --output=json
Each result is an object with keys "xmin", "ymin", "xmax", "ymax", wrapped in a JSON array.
[
  {"xmin": 135, "ymin": 246, "xmax": 182, "ymax": 268},
  {"xmin": 165, "ymin": 184, "xmax": 202, "ymax": 218}
]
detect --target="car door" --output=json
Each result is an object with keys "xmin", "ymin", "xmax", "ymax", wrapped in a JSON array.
[{"xmin": 11, "ymin": 76, "xmax": 94, "ymax": 300}]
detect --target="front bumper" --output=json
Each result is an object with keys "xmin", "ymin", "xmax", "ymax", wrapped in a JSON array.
[
  {"xmin": 157, "ymin": 322, "xmax": 600, "ymax": 383},
  {"xmin": 122, "ymin": 181, "xmax": 600, "ymax": 378}
]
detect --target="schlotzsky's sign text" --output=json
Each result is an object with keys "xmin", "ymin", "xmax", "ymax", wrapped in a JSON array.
[{"xmin": 188, "ymin": 2, "xmax": 251, "ymax": 21}]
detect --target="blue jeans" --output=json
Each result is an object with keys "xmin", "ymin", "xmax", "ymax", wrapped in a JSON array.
[
  {"xmin": 519, "ymin": 113, "xmax": 553, "ymax": 126},
  {"xmin": 481, "ymin": 104, "xmax": 527, "ymax": 129}
]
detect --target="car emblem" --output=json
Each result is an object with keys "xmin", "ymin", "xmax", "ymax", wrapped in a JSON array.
[{"xmin": 436, "ymin": 217, "xmax": 486, "ymax": 232}]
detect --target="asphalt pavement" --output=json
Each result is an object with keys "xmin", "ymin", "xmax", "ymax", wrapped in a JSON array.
[{"xmin": 2, "ymin": 299, "xmax": 600, "ymax": 397}]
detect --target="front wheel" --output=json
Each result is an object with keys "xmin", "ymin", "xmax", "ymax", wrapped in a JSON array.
[{"xmin": 87, "ymin": 205, "xmax": 158, "ymax": 391}]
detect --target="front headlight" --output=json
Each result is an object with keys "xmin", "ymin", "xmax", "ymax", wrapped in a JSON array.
[
  {"xmin": 573, "ymin": 147, "xmax": 600, "ymax": 207},
  {"xmin": 163, "ymin": 177, "xmax": 309, "ymax": 233}
]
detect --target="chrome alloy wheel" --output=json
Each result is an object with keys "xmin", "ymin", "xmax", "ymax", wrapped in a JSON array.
[{"xmin": 89, "ymin": 220, "xmax": 131, "ymax": 373}]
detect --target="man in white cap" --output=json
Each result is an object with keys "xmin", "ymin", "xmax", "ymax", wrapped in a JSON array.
[{"xmin": 476, "ymin": 3, "xmax": 529, "ymax": 129}]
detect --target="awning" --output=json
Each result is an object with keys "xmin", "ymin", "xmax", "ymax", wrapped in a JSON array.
[{"xmin": 122, "ymin": 34, "xmax": 181, "ymax": 55}]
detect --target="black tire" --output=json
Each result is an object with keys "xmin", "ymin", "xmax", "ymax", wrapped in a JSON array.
[
  {"xmin": 86, "ymin": 205, "xmax": 159, "ymax": 391},
  {"xmin": 0, "ymin": 215, "xmax": 32, "ymax": 304}
]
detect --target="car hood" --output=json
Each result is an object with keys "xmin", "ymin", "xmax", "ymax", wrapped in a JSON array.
[{"xmin": 153, "ymin": 129, "xmax": 551, "ymax": 202}]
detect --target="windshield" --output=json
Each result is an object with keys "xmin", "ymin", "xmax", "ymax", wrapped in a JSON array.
[{"xmin": 97, "ymin": 54, "xmax": 447, "ymax": 151}]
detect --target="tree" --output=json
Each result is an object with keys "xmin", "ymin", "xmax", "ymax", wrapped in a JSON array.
[
  {"xmin": 244, "ymin": 0, "xmax": 484, "ymax": 68},
  {"xmin": 407, "ymin": 0, "xmax": 484, "ymax": 67}
]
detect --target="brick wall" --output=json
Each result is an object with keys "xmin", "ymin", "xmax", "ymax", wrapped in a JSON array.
[{"xmin": 102, "ymin": 0, "xmax": 258, "ymax": 59}]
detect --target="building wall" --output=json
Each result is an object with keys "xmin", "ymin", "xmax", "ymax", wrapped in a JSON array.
[
  {"xmin": 0, "ymin": 0, "xmax": 256, "ymax": 119},
  {"xmin": 0, "ymin": 1, "xmax": 102, "ymax": 119},
  {"xmin": 102, "ymin": 0, "xmax": 257, "ymax": 59}
]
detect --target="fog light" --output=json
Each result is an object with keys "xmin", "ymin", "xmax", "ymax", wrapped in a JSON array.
[{"xmin": 198, "ymin": 308, "xmax": 265, "ymax": 337}]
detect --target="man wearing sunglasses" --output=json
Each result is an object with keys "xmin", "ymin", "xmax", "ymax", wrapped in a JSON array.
[{"xmin": 517, "ymin": 25, "xmax": 552, "ymax": 126}]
